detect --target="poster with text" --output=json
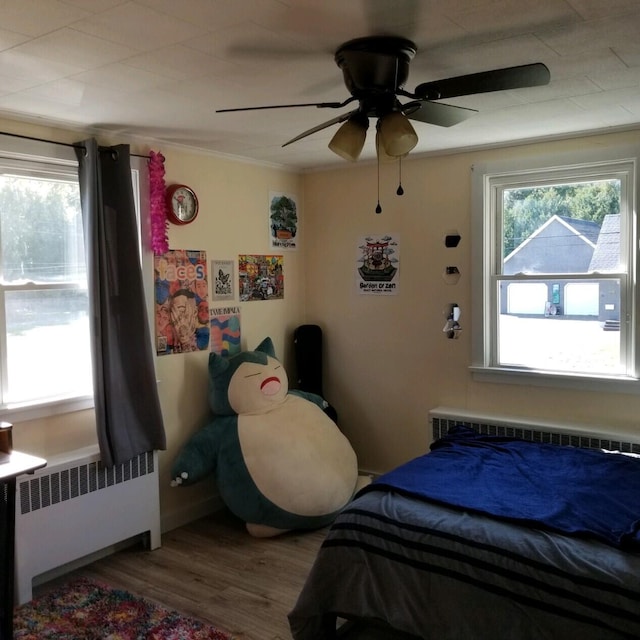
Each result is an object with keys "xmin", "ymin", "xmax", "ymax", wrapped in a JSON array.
[
  {"xmin": 355, "ymin": 234, "xmax": 400, "ymax": 295},
  {"xmin": 210, "ymin": 306, "xmax": 241, "ymax": 357},
  {"xmin": 238, "ymin": 254, "xmax": 284, "ymax": 301},
  {"xmin": 212, "ymin": 259, "xmax": 235, "ymax": 301},
  {"xmin": 154, "ymin": 249, "xmax": 210, "ymax": 355},
  {"xmin": 269, "ymin": 191, "xmax": 298, "ymax": 251}
]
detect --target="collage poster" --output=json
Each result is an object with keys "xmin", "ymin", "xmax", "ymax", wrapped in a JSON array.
[
  {"xmin": 154, "ymin": 249, "xmax": 210, "ymax": 355},
  {"xmin": 210, "ymin": 306, "xmax": 241, "ymax": 357},
  {"xmin": 212, "ymin": 259, "xmax": 235, "ymax": 301},
  {"xmin": 238, "ymin": 254, "xmax": 284, "ymax": 301},
  {"xmin": 355, "ymin": 234, "xmax": 400, "ymax": 295},
  {"xmin": 269, "ymin": 191, "xmax": 298, "ymax": 251}
]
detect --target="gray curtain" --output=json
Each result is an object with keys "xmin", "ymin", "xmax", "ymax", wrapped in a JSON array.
[{"xmin": 76, "ymin": 138, "xmax": 166, "ymax": 467}]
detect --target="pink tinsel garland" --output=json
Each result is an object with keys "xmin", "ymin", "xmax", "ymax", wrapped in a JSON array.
[{"xmin": 149, "ymin": 150, "xmax": 169, "ymax": 254}]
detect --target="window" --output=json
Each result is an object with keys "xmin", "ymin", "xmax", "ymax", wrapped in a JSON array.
[
  {"xmin": 471, "ymin": 145, "xmax": 640, "ymax": 392},
  {"xmin": 0, "ymin": 135, "xmax": 149, "ymax": 422},
  {"xmin": 0, "ymin": 145, "xmax": 92, "ymax": 418}
]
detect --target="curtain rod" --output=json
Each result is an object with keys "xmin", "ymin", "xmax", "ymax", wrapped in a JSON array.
[{"xmin": 0, "ymin": 130, "xmax": 151, "ymax": 159}]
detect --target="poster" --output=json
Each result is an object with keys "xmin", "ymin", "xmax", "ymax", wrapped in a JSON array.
[
  {"xmin": 238, "ymin": 254, "xmax": 284, "ymax": 301},
  {"xmin": 355, "ymin": 234, "xmax": 400, "ymax": 295},
  {"xmin": 154, "ymin": 249, "xmax": 210, "ymax": 355},
  {"xmin": 212, "ymin": 259, "xmax": 235, "ymax": 301},
  {"xmin": 269, "ymin": 191, "xmax": 298, "ymax": 251},
  {"xmin": 210, "ymin": 306, "xmax": 241, "ymax": 356}
]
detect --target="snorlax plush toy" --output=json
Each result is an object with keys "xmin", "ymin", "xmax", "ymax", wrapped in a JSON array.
[{"xmin": 171, "ymin": 337, "xmax": 368, "ymax": 537}]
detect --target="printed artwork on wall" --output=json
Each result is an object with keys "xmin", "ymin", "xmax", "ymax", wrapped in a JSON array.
[
  {"xmin": 212, "ymin": 259, "xmax": 235, "ymax": 301},
  {"xmin": 210, "ymin": 306, "xmax": 241, "ymax": 356},
  {"xmin": 154, "ymin": 249, "xmax": 210, "ymax": 355},
  {"xmin": 238, "ymin": 254, "xmax": 284, "ymax": 301},
  {"xmin": 269, "ymin": 191, "xmax": 298, "ymax": 251},
  {"xmin": 355, "ymin": 234, "xmax": 400, "ymax": 295}
]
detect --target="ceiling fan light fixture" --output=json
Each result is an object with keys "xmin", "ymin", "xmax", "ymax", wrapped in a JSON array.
[
  {"xmin": 379, "ymin": 112, "xmax": 418, "ymax": 157},
  {"xmin": 328, "ymin": 115, "xmax": 368, "ymax": 161},
  {"xmin": 376, "ymin": 129, "xmax": 404, "ymax": 163}
]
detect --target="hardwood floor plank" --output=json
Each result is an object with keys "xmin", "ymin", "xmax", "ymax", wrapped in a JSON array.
[
  {"xmin": 34, "ymin": 508, "xmax": 327, "ymax": 640},
  {"xmin": 30, "ymin": 508, "xmax": 409, "ymax": 639}
]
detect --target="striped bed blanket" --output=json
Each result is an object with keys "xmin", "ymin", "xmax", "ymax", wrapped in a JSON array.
[{"xmin": 289, "ymin": 431, "xmax": 640, "ymax": 639}]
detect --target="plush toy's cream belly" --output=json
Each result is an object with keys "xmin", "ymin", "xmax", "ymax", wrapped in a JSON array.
[{"xmin": 237, "ymin": 395, "xmax": 358, "ymax": 516}]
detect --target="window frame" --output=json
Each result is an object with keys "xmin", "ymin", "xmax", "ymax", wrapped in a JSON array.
[
  {"xmin": 0, "ymin": 134, "xmax": 151, "ymax": 422},
  {"xmin": 471, "ymin": 144, "xmax": 640, "ymax": 394}
]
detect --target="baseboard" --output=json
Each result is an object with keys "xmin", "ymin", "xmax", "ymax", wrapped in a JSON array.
[
  {"xmin": 358, "ymin": 468, "xmax": 380, "ymax": 481},
  {"xmin": 160, "ymin": 494, "xmax": 225, "ymax": 534},
  {"xmin": 32, "ymin": 534, "xmax": 143, "ymax": 589}
]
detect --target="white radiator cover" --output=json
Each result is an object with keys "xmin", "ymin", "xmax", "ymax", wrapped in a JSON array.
[
  {"xmin": 429, "ymin": 406, "xmax": 640, "ymax": 454},
  {"xmin": 14, "ymin": 445, "xmax": 161, "ymax": 605}
]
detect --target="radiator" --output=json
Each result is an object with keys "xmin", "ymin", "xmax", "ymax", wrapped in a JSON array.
[
  {"xmin": 14, "ymin": 445, "xmax": 161, "ymax": 605},
  {"xmin": 429, "ymin": 406, "xmax": 640, "ymax": 454}
]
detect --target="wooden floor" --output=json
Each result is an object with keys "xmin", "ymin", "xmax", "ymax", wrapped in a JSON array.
[
  {"xmin": 33, "ymin": 508, "xmax": 400, "ymax": 640},
  {"xmin": 34, "ymin": 508, "xmax": 324, "ymax": 639}
]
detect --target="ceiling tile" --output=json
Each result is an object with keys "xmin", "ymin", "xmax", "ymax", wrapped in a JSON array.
[
  {"xmin": 11, "ymin": 28, "xmax": 138, "ymax": 70},
  {"xmin": 60, "ymin": 0, "xmax": 128, "ymax": 10},
  {"xmin": 0, "ymin": 0, "xmax": 90, "ymax": 37},
  {"xmin": 71, "ymin": 1, "xmax": 207, "ymax": 51},
  {"xmin": 538, "ymin": 11, "xmax": 640, "ymax": 56},
  {"xmin": 71, "ymin": 62, "xmax": 170, "ymax": 91},
  {"xmin": 0, "ymin": 28, "xmax": 30, "ymax": 51},
  {"xmin": 123, "ymin": 44, "xmax": 234, "ymax": 81},
  {"xmin": 0, "ymin": 49, "xmax": 84, "ymax": 83},
  {"xmin": 444, "ymin": 0, "xmax": 581, "ymax": 36},
  {"xmin": 565, "ymin": 0, "xmax": 640, "ymax": 20}
]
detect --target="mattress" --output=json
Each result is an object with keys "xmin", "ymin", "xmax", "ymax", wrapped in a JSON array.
[{"xmin": 289, "ymin": 489, "xmax": 640, "ymax": 639}]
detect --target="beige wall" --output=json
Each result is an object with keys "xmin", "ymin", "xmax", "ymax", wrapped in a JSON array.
[
  {"xmin": 303, "ymin": 129, "xmax": 640, "ymax": 475},
  {"xmin": 5, "ymin": 118, "xmax": 305, "ymax": 530},
  {"xmin": 7, "ymin": 114, "xmax": 640, "ymax": 530},
  {"xmin": 154, "ymin": 147, "xmax": 305, "ymax": 527}
]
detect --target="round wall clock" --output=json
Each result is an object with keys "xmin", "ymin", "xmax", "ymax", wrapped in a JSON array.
[{"xmin": 166, "ymin": 184, "xmax": 199, "ymax": 225}]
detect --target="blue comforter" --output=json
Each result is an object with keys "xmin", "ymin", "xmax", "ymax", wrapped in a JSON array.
[{"xmin": 362, "ymin": 426, "xmax": 640, "ymax": 549}]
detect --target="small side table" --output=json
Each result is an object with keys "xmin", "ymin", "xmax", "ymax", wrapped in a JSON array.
[{"xmin": 0, "ymin": 450, "xmax": 46, "ymax": 640}]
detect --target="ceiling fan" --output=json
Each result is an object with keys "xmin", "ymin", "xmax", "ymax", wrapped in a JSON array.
[{"xmin": 217, "ymin": 35, "xmax": 551, "ymax": 162}]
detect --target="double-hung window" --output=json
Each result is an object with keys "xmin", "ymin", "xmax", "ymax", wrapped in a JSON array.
[
  {"xmin": 0, "ymin": 135, "xmax": 150, "ymax": 422},
  {"xmin": 471, "ymin": 144, "xmax": 640, "ymax": 392},
  {"xmin": 0, "ymin": 140, "xmax": 92, "ymax": 419}
]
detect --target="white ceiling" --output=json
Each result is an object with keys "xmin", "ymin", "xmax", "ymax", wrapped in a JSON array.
[{"xmin": 2, "ymin": 0, "xmax": 640, "ymax": 170}]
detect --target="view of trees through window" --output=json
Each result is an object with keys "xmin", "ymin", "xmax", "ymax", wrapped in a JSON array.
[
  {"xmin": 1, "ymin": 175, "xmax": 84, "ymax": 283},
  {"xmin": 0, "ymin": 172, "xmax": 92, "ymax": 404},
  {"xmin": 503, "ymin": 180, "xmax": 621, "ymax": 258}
]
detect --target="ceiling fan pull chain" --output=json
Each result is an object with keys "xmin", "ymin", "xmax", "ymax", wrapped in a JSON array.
[
  {"xmin": 396, "ymin": 156, "xmax": 404, "ymax": 196},
  {"xmin": 376, "ymin": 150, "xmax": 382, "ymax": 214}
]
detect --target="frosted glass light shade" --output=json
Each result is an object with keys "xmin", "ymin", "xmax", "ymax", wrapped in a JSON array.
[
  {"xmin": 329, "ymin": 118, "xmax": 368, "ymax": 161},
  {"xmin": 376, "ymin": 130, "xmax": 406, "ymax": 163},
  {"xmin": 379, "ymin": 112, "xmax": 418, "ymax": 157}
]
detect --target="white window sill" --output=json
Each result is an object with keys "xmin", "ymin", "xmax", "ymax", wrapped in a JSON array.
[
  {"xmin": 470, "ymin": 366, "xmax": 640, "ymax": 395},
  {"xmin": 0, "ymin": 395, "xmax": 94, "ymax": 424}
]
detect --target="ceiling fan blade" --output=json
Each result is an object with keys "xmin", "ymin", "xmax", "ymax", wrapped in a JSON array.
[
  {"xmin": 413, "ymin": 62, "xmax": 550, "ymax": 100},
  {"xmin": 282, "ymin": 109, "xmax": 360, "ymax": 147},
  {"xmin": 217, "ymin": 98, "xmax": 355, "ymax": 113},
  {"xmin": 403, "ymin": 100, "xmax": 477, "ymax": 127}
]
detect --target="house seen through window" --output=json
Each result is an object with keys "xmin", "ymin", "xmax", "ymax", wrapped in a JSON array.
[{"xmin": 472, "ymin": 148, "xmax": 639, "ymax": 390}]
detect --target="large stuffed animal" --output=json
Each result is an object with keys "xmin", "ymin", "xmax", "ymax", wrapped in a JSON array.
[{"xmin": 171, "ymin": 337, "xmax": 369, "ymax": 537}]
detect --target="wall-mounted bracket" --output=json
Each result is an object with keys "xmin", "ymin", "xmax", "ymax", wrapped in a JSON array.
[{"xmin": 443, "ymin": 303, "xmax": 462, "ymax": 339}]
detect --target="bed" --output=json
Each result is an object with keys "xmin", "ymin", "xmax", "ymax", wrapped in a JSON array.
[{"xmin": 288, "ymin": 424, "xmax": 640, "ymax": 639}]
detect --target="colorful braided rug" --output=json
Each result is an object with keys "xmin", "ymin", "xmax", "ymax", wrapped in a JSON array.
[{"xmin": 13, "ymin": 576, "xmax": 233, "ymax": 639}]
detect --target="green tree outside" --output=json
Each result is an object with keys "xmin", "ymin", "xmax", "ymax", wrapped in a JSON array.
[
  {"xmin": 503, "ymin": 180, "xmax": 620, "ymax": 256},
  {"xmin": 0, "ymin": 177, "xmax": 82, "ymax": 282}
]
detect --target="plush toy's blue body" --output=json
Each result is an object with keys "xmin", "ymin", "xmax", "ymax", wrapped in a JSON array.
[{"xmin": 171, "ymin": 338, "xmax": 365, "ymax": 537}]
